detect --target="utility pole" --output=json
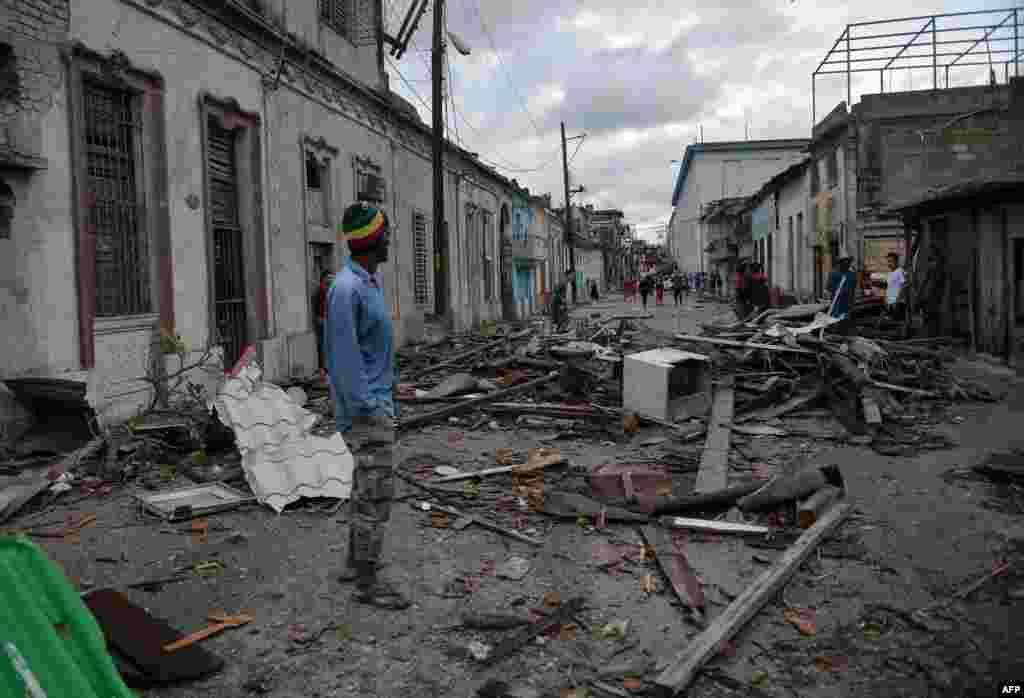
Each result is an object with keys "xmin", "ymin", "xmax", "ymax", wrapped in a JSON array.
[
  {"xmin": 560, "ymin": 122, "xmax": 585, "ymax": 304},
  {"xmin": 431, "ymin": 0, "xmax": 447, "ymax": 318}
]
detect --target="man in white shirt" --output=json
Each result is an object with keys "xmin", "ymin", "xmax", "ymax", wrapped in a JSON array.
[{"xmin": 885, "ymin": 252, "xmax": 906, "ymax": 320}]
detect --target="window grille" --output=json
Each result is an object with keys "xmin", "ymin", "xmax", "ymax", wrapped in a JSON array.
[
  {"xmin": 413, "ymin": 210, "xmax": 431, "ymax": 307},
  {"xmin": 83, "ymin": 81, "xmax": 150, "ymax": 316}
]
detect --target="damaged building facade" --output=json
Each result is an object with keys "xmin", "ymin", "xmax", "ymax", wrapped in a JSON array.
[{"xmin": 0, "ymin": 0, "xmax": 572, "ymax": 434}]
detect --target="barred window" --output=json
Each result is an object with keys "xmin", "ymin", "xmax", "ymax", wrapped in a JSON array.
[
  {"xmin": 413, "ymin": 210, "xmax": 431, "ymax": 307},
  {"xmin": 320, "ymin": 0, "xmax": 351, "ymax": 39},
  {"xmin": 482, "ymin": 210, "xmax": 494, "ymax": 301},
  {"xmin": 320, "ymin": 0, "xmax": 377, "ymax": 45},
  {"xmin": 83, "ymin": 81, "xmax": 151, "ymax": 316}
]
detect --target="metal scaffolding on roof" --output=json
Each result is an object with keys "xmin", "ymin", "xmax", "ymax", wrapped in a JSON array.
[{"xmin": 812, "ymin": 8, "xmax": 1023, "ymax": 125}]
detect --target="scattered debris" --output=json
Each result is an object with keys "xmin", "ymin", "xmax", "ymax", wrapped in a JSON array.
[
  {"xmin": 135, "ymin": 483, "xmax": 254, "ymax": 522},
  {"xmin": 653, "ymin": 502, "xmax": 852, "ymax": 696},
  {"xmin": 496, "ymin": 556, "xmax": 532, "ymax": 581},
  {"xmin": 414, "ymin": 501, "xmax": 543, "ymax": 546},
  {"xmin": 214, "ymin": 354, "xmax": 353, "ymax": 512},
  {"xmin": 484, "ymin": 597, "xmax": 585, "ymax": 666},
  {"xmin": 737, "ymin": 465, "xmax": 844, "ymax": 513},
  {"xmin": 642, "ymin": 525, "xmax": 705, "ymax": 622}
]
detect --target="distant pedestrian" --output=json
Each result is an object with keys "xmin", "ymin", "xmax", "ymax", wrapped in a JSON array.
[
  {"xmin": 827, "ymin": 256, "xmax": 857, "ymax": 334},
  {"xmin": 639, "ymin": 276, "xmax": 653, "ymax": 310},
  {"xmin": 672, "ymin": 273, "xmax": 684, "ymax": 305},
  {"xmin": 735, "ymin": 262, "xmax": 752, "ymax": 320},
  {"xmin": 315, "ymin": 269, "xmax": 333, "ymax": 374},
  {"xmin": 751, "ymin": 263, "xmax": 770, "ymax": 313},
  {"xmin": 590, "ymin": 279, "xmax": 599, "ymax": 302},
  {"xmin": 655, "ymin": 277, "xmax": 665, "ymax": 305},
  {"xmin": 884, "ymin": 252, "xmax": 906, "ymax": 321}
]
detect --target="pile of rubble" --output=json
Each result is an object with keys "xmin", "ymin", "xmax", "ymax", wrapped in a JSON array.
[{"xmin": 0, "ymin": 299, "xmax": 1011, "ymax": 698}]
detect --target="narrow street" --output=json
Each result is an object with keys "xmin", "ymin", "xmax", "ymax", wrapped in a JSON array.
[{"xmin": 9, "ymin": 296, "xmax": 1022, "ymax": 698}]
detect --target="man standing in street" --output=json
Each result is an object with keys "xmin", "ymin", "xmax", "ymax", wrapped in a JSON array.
[
  {"xmin": 639, "ymin": 275, "xmax": 653, "ymax": 310},
  {"xmin": 884, "ymin": 252, "xmax": 906, "ymax": 321},
  {"xmin": 328, "ymin": 203, "xmax": 409, "ymax": 610},
  {"xmin": 827, "ymin": 255, "xmax": 858, "ymax": 334},
  {"xmin": 672, "ymin": 271, "xmax": 685, "ymax": 306}
]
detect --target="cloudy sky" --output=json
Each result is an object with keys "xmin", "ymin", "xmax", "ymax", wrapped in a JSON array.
[{"xmin": 384, "ymin": 1, "xmax": 1015, "ymax": 242}]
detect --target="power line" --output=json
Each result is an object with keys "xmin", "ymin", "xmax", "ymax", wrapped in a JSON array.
[
  {"xmin": 467, "ymin": 0, "xmax": 544, "ymax": 139},
  {"xmin": 386, "ymin": 55, "xmax": 432, "ymax": 118},
  {"xmin": 392, "ymin": 34, "xmax": 562, "ymax": 175}
]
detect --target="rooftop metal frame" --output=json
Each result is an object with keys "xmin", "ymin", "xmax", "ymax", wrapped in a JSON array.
[{"xmin": 812, "ymin": 8, "xmax": 1022, "ymax": 125}]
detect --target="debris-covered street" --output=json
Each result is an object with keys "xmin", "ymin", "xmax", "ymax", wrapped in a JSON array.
[{"xmin": 4, "ymin": 293, "xmax": 1024, "ymax": 698}]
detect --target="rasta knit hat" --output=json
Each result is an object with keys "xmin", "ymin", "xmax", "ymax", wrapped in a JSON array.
[{"xmin": 340, "ymin": 203, "xmax": 388, "ymax": 252}]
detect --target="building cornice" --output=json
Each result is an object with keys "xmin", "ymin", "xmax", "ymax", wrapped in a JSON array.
[{"xmin": 118, "ymin": 0, "xmax": 514, "ymax": 190}]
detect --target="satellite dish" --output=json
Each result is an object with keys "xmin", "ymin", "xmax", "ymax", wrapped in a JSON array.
[{"xmin": 447, "ymin": 31, "xmax": 471, "ymax": 56}]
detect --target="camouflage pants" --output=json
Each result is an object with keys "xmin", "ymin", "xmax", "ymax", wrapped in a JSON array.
[{"xmin": 345, "ymin": 416, "xmax": 396, "ymax": 577}]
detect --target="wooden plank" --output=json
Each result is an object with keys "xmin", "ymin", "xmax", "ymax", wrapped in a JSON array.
[
  {"xmin": 652, "ymin": 502, "xmax": 853, "ymax": 697},
  {"xmin": 675, "ymin": 334, "xmax": 815, "ymax": 355},
  {"xmin": 734, "ymin": 391, "xmax": 820, "ymax": 424},
  {"xmin": 430, "ymin": 456, "xmax": 567, "ymax": 483},
  {"xmin": 694, "ymin": 377, "xmax": 734, "ymax": 494},
  {"xmin": 659, "ymin": 517, "xmax": 771, "ymax": 536},
  {"xmin": 642, "ymin": 525, "xmax": 705, "ymax": 623},
  {"xmin": 398, "ymin": 372, "xmax": 558, "ymax": 430}
]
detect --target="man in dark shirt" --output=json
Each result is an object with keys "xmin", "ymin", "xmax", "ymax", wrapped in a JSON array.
[{"xmin": 827, "ymin": 256, "xmax": 857, "ymax": 334}]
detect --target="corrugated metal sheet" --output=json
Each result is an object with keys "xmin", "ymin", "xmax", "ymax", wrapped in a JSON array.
[{"xmin": 215, "ymin": 361, "xmax": 353, "ymax": 513}]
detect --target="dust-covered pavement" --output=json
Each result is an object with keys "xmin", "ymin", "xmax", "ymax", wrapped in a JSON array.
[{"xmin": 26, "ymin": 295, "xmax": 1024, "ymax": 698}]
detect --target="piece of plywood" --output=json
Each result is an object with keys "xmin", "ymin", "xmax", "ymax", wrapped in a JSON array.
[
  {"xmin": 694, "ymin": 378, "xmax": 734, "ymax": 494},
  {"xmin": 83, "ymin": 589, "xmax": 224, "ymax": 683},
  {"xmin": 652, "ymin": 502, "xmax": 852, "ymax": 697}
]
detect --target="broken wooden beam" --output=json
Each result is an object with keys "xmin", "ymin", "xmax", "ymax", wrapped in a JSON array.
[
  {"xmin": 480, "ymin": 402, "xmax": 605, "ymax": 420},
  {"xmin": 694, "ymin": 377, "xmax": 734, "ymax": 494},
  {"xmin": 733, "ymin": 390, "xmax": 821, "ymax": 424},
  {"xmin": 648, "ymin": 482, "xmax": 764, "ymax": 516},
  {"xmin": 413, "ymin": 330, "xmax": 533, "ymax": 379},
  {"xmin": 652, "ymin": 501, "xmax": 853, "ymax": 697},
  {"xmin": 398, "ymin": 372, "xmax": 558, "ymax": 430},
  {"xmin": 737, "ymin": 465, "xmax": 844, "ymax": 514},
  {"xmin": 642, "ymin": 525, "xmax": 705, "ymax": 624},
  {"xmin": 798, "ymin": 486, "xmax": 843, "ymax": 529},
  {"xmin": 430, "ymin": 456, "xmax": 567, "ymax": 484},
  {"xmin": 659, "ymin": 517, "xmax": 771, "ymax": 536},
  {"xmin": 675, "ymin": 334, "xmax": 816, "ymax": 355},
  {"xmin": 869, "ymin": 379, "xmax": 940, "ymax": 398}
]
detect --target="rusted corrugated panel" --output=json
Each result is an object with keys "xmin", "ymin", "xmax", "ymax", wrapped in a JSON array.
[{"xmin": 215, "ymin": 361, "xmax": 353, "ymax": 513}]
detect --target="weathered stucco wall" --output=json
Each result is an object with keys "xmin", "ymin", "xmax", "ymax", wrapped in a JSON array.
[{"xmin": 1, "ymin": 0, "xmax": 78, "ymax": 378}]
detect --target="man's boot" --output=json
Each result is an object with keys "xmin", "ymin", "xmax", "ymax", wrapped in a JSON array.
[{"xmin": 353, "ymin": 562, "xmax": 410, "ymax": 610}]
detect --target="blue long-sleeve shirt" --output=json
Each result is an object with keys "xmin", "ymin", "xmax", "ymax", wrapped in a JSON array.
[{"xmin": 324, "ymin": 258, "xmax": 395, "ymax": 433}]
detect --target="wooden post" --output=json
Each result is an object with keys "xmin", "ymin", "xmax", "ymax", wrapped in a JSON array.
[
  {"xmin": 969, "ymin": 209, "xmax": 979, "ymax": 355},
  {"xmin": 1003, "ymin": 208, "xmax": 1013, "ymax": 361},
  {"xmin": 902, "ymin": 220, "xmax": 913, "ymax": 338}
]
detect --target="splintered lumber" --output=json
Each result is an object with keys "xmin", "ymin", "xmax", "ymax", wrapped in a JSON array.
[
  {"xmin": 798, "ymin": 486, "xmax": 843, "ymax": 529},
  {"xmin": 869, "ymin": 379, "xmax": 940, "ymax": 398},
  {"xmin": 415, "ymin": 501, "xmax": 543, "ymax": 546},
  {"xmin": 659, "ymin": 517, "xmax": 771, "ymax": 536},
  {"xmin": 649, "ymin": 482, "xmax": 764, "ymax": 516},
  {"xmin": 652, "ymin": 501, "xmax": 853, "ymax": 697},
  {"xmin": 737, "ymin": 465, "xmax": 844, "ymax": 514},
  {"xmin": 415, "ymin": 329, "xmax": 533, "ymax": 378},
  {"xmin": 484, "ymin": 597, "xmax": 585, "ymax": 665},
  {"xmin": 398, "ymin": 372, "xmax": 558, "ymax": 430},
  {"xmin": 694, "ymin": 377, "xmax": 734, "ymax": 494},
  {"xmin": 828, "ymin": 352, "xmax": 868, "ymax": 387},
  {"xmin": 642, "ymin": 525, "xmax": 705, "ymax": 623},
  {"xmin": 481, "ymin": 402, "xmax": 603, "ymax": 419},
  {"xmin": 431, "ymin": 454, "xmax": 567, "ymax": 484},
  {"xmin": 734, "ymin": 390, "xmax": 821, "ymax": 424},
  {"xmin": 675, "ymin": 334, "xmax": 815, "ymax": 355}
]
